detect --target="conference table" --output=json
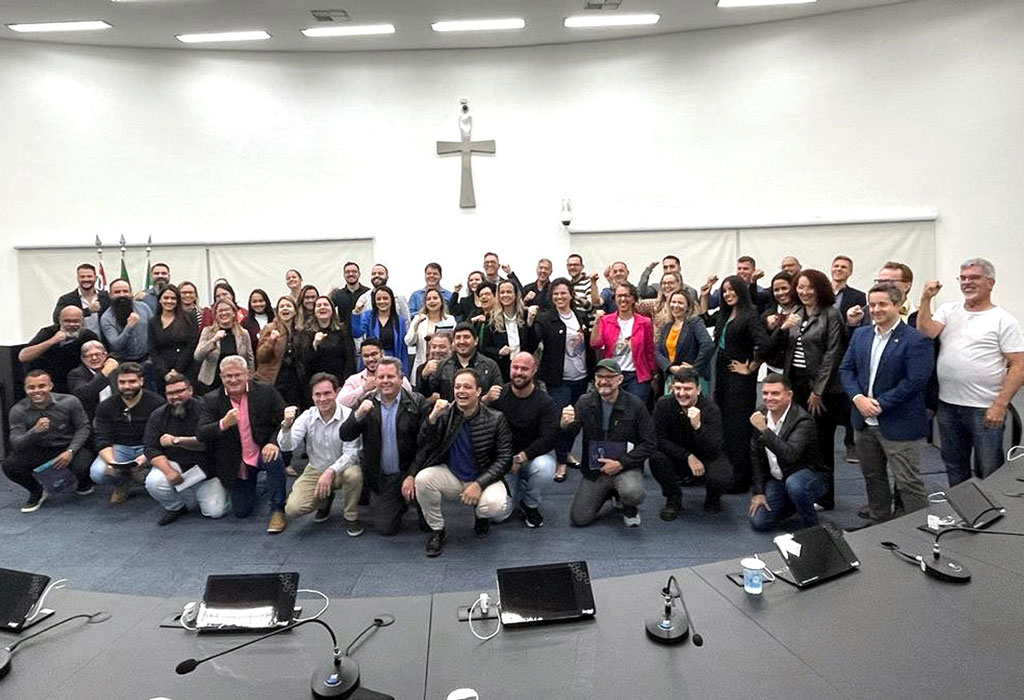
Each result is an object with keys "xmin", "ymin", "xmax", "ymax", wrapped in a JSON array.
[{"xmin": 4, "ymin": 464, "xmax": 1023, "ymax": 700}]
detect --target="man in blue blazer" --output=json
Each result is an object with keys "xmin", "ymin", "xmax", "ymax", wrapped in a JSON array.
[{"xmin": 840, "ymin": 283, "xmax": 934, "ymax": 521}]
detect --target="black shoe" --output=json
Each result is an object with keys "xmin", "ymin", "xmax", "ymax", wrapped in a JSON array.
[
  {"xmin": 522, "ymin": 505, "xmax": 544, "ymax": 528},
  {"xmin": 417, "ymin": 512, "xmax": 431, "ymax": 533},
  {"xmin": 425, "ymin": 529, "xmax": 446, "ymax": 557},
  {"xmin": 20, "ymin": 491, "xmax": 47, "ymax": 514},
  {"xmin": 314, "ymin": 494, "xmax": 335, "ymax": 523},
  {"xmin": 157, "ymin": 507, "xmax": 186, "ymax": 526},
  {"xmin": 816, "ymin": 499, "xmax": 835, "ymax": 511},
  {"xmin": 75, "ymin": 483, "xmax": 94, "ymax": 496},
  {"xmin": 659, "ymin": 499, "xmax": 681, "ymax": 521},
  {"xmin": 474, "ymin": 517, "xmax": 491, "ymax": 538},
  {"xmin": 725, "ymin": 479, "xmax": 751, "ymax": 495},
  {"xmin": 703, "ymin": 497, "xmax": 722, "ymax": 514}
]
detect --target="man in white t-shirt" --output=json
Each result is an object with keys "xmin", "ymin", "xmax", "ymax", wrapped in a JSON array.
[{"xmin": 917, "ymin": 258, "xmax": 1024, "ymax": 485}]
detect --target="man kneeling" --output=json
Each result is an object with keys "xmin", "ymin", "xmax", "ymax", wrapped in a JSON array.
[
  {"xmin": 411, "ymin": 368, "xmax": 512, "ymax": 557},
  {"xmin": 279, "ymin": 373, "xmax": 364, "ymax": 536},
  {"xmin": 144, "ymin": 372, "xmax": 228, "ymax": 525}
]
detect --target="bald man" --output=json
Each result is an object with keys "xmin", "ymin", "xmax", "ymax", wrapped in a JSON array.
[
  {"xmin": 18, "ymin": 306, "xmax": 101, "ymax": 393},
  {"xmin": 485, "ymin": 352, "xmax": 558, "ymax": 527}
]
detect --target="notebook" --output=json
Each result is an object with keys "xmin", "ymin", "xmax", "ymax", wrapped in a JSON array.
[
  {"xmin": 195, "ymin": 572, "xmax": 300, "ymax": 632},
  {"xmin": 0, "ymin": 568, "xmax": 51, "ymax": 631},
  {"xmin": 496, "ymin": 561, "xmax": 595, "ymax": 627}
]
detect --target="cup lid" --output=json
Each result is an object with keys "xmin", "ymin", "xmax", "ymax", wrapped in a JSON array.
[{"xmin": 740, "ymin": 557, "xmax": 766, "ymax": 570}]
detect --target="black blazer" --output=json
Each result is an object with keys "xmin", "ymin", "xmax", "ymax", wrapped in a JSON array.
[
  {"xmin": 750, "ymin": 403, "xmax": 824, "ymax": 495},
  {"xmin": 836, "ymin": 285, "xmax": 868, "ymax": 330},
  {"xmin": 67, "ymin": 364, "xmax": 114, "ymax": 419},
  {"xmin": 147, "ymin": 314, "xmax": 198, "ymax": 380},
  {"xmin": 707, "ymin": 310, "xmax": 770, "ymax": 366},
  {"xmin": 524, "ymin": 308, "xmax": 592, "ymax": 386},
  {"xmin": 196, "ymin": 382, "xmax": 285, "ymax": 487},
  {"xmin": 52, "ymin": 289, "xmax": 110, "ymax": 323},
  {"xmin": 480, "ymin": 320, "xmax": 535, "ymax": 383},
  {"xmin": 298, "ymin": 326, "xmax": 357, "ymax": 383},
  {"xmin": 770, "ymin": 305, "xmax": 845, "ymax": 396},
  {"xmin": 338, "ymin": 389, "xmax": 426, "ymax": 493}
]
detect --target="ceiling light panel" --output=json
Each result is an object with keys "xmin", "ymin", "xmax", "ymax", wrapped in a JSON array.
[
  {"xmin": 176, "ymin": 30, "xmax": 271, "ymax": 43},
  {"xmin": 564, "ymin": 14, "xmax": 661, "ymax": 28},
  {"xmin": 717, "ymin": 0, "xmax": 817, "ymax": 7},
  {"xmin": 430, "ymin": 18, "xmax": 526, "ymax": 33},
  {"xmin": 7, "ymin": 20, "xmax": 112, "ymax": 33},
  {"xmin": 302, "ymin": 24, "xmax": 395, "ymax": 37}
]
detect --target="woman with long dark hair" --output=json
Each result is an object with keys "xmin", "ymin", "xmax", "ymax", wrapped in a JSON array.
[
  {"xmin": 199, "ymin": 281, "xmax": 247, "ymax": 331},
  {"xmin": 706, "ymin": 275, "xmax": 770, "ymax": 492},
  {"xmin": 769, "ymin": 268, "xmax": 845, "ymax": 509},
  {"xmin": 760, "ymin": 272, "xmax": 799, "ymax": 374},
  {"xmin": 243, "ymin": 288, "xmax": 274, "ymax": 354},
  {"xmin": 147, "ymin": 284, "xmax": 198, "ymax": 392},
  {"xmin": 296, "ymin": 284, "xmax": 320, "ymax": 331},
  {"xmin": 178, "ymin": 281, "xmax": 202, "ymax": 327},
  {"xmin": 351, "ymin": 285, "xmax": 410, "ymax": 376},
  {"xmin": 300, "ymin": 296, "xmax": 357, "ymax": 382},
  {"xmin": 451, "ymin": 270, "xmax": 487, "ymax": 322},
  {"xmin": 524, "ymin": 277, "xmax": 591, "ymax": 482},
  {"xmin": 255, "ymin": 296, "xmax": 305, "ymax": 408}
]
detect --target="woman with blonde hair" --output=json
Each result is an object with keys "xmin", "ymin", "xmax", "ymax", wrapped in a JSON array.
[
  {"xmin": 194, "ymin": 298, "xmax": 253, "ymax": 391},
  {"xmin": 405, "ymin": 287, "xmax": 456, "ymax": 378},
  {"xmin": 481, "ymin": 280, "xmax": 534, "ymax": 382},
  {"xmin": 638, "ymin": 271, "xmax": 684, "ymax": 329}
]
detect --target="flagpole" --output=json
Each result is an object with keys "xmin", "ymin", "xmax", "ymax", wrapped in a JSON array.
[
  {"xmin": 144, "ymin": 235, "xmax": 153, "ymax": 292},
  {"xmin": 94, "ymin": 236, "xmax": 107, "ymax": 292},
  {"xmin": 119, "ymin": 234, "xmax": 130, "ymax": 288}
]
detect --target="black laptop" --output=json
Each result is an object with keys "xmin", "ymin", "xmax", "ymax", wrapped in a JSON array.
[
  {"xmin": 0, "ymin": 568, "xmax": 51, "ymax": 631},
  {"xmin": 946, "ymin": 480, "xmax": 1005, "ymax": 529},
  {"xmin": 496, "ymin": 562, "xmax": 595, "ymax": 627},
  {"xmin": 195, "ymin": 572, "xmax": 300, "ymax": 632},
  {"xmin": 772, "ymin": 523, "xmax": 860, "ymax": 589}
]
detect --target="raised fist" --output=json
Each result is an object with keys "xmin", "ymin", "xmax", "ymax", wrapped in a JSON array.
[
  {"xmin": 281, "ymin": 405, "xmax": 298, "ymax": 428},
  {"xmin": 921, "ymin": 280, "xmax": 942, "ymax": 301},
  {"xmin": 355, "ymin": 399, "xmax": 374, "ymax": 420},
  {"xmin": 430, "ymin": 398, "xmax": 450, "ymax": 422},
  {"xmin": 687, "ymin": 406, "xmax": 702, "ymax": 429},
  {"xmin": 560, "ymin": 405, "xmax": 576, "ymax": 428}
]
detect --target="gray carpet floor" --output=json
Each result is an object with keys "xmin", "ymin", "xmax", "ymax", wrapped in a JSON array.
[{"xmin": 0, "ymin": 433, "xmax": 949, "ymax": 599}]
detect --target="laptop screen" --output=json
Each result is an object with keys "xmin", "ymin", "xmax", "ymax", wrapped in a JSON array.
[
  {"xmin": 0, "ymin": 568, "xmax": 49, "ymax": 629},
  {"xmin": 946, "ymin": 480, "xmax": 1004, "ymax": 528},
  {"xmin": 202, "ymin": 572, "xmax": 299, "ymax": 612},
  {"xmin": 497, "ymin": 562, "xmax": 595, "ymax": 626},
  {"xmin": 774, "ymin": 526, "xmax": 857, "ymax": 586}
]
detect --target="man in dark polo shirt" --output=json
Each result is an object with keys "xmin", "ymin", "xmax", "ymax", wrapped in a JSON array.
[{"xmin": 18, "ymin": 306, "xmax": 100, "ymax": 393}]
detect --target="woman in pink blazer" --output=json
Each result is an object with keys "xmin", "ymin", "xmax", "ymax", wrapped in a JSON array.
[{"xmin": 590, "ymin": 282, "xmax": 656, "ymax": 402}]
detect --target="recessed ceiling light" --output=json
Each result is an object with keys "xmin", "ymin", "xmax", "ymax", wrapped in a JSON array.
[
  {"xmin": 430, "ymin": 18, "xmax": 525, "ymax": 33},
  {"xmin": 717, "ymin": 0, "xmax": 817, "ymax": 7},
  {"xmin": 6, "ymin": 20, "xmax": 112, "ymax": 33},
  {"xmin": 302, "ymin": 23, "xmax": 396, "ymax": 38},
  {"xmin": 175, "ymin": 30, "xmax": 271, "ymax": 44},
  {"xmin": 564, "ymin": 13, "xmax": 661, "ymax": 28}
]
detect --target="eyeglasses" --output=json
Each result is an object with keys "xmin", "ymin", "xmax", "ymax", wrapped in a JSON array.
[{"xmin": 957, "ymin": 275, "xmax": 986, "ymax": 283}]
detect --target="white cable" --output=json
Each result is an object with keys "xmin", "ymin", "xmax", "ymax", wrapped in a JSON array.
[
  {"xmin": 26, "ymin": 578, "xmax": 67, "ymax": 622},
  {"xmin": 927, "ymin": 491, "xmax": 948, "ymax": 504},
  {"xmin": 468, "ymin": 593, "xmax": 501, "ymax": 641},
  {"xmin": 179, "ymin": 601, "xmax": 198, "ymax": 631},
  {"xmin": 1007, "ymin": 445, "xmax": 1024, "ymax": 462},
  {"xmin": 293, "ymin": 589, "xmax": 329, "ymax": 622}
]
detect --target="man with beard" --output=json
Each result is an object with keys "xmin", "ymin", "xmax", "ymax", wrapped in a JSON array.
[
  {"xmin": 137, "ymin": 262, "xmax": 171, "ymax": 313},
  {"xmin": 68, "ymin": 340, "xmax": 118, "ymax": 420},
  {"xmin": 330, "ymin": 261, "xmax": 370, "ymax": 323},
  {"xmin": 408, "ymin": 262, "xmax": 454, "ymax": 315},
  {"xmin": 88, "ymin": 362, "xmax": 165, "ymax": 504},
  {"xmin": 100, "ymin": 278, "xmax": 153, "ymax": 362},
  {"xmin": 411, "ymin": 367, "xmax": 512, "ymax": 556},
  {"xmin": 422, "ymin": 323, "xmax": 501, "ymax": 401},
  {"xmin": 143, "ymin": 371, "xmax": 227, "ymax": 525},
  {"xmin": 52, "ymin": 263, "xmax": 110, "ymax": 325},
  {"xmin": 485, "ymin": 352, "xmax": 558, "ymax": 527},
  {"xmin": 354, "ymin": 263, "xmax": 410, "ymax": 324},
  {"xmin": 18, "ymin": 306, "xmax": 100, "ymax": 393},
  {"xmin": 3, "ymin": 370, "xmax": 94, "ymax": 512},
  {"xmin": 340, "ymin": 339, "xmax": 412, "ymax": 408}
]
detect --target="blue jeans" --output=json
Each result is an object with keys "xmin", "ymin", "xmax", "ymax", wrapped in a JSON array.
[
  {"xmin": 937, "ymin": 401, "xmax": 1005, "ymax": 487},
  {"xmin": 548, "ymin": 378, "xmax": 589, "ymax": 463},
  {"xmin": 497, "ymin": 452, "xmax": 556, "ymax": 520},
  {"xmin": 749, "ymin": 468, "xmax": 828, "ymax": 532},
  {"xmin": 231, "ymin": 455, "xmax": 286, "ymax": 518},
  {"xmin": 89, "ymin": 444, "xmax": 146, "ymax": 484},
  {"xmin": 621, "ymin": 371, "xmax": 650, "ymax": 403}
]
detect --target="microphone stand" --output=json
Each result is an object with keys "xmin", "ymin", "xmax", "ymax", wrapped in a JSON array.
[
  {"xmin": 644, "ymin": 575, "xmax": 703, "ymax": 646},
  {"xmin": 882, "ymin": 526, "xmax": 1024, "ymax": 584},
  {"xmin": 176, "ymin": 615, "xmax": 395, "ymax": 699}
]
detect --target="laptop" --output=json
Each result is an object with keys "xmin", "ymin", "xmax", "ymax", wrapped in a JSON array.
[
  {"xmin": 946, "ymin": 480, "xmax": 1005, "ymax": 529},
  {"xmin": 772, "ymin": 523, "xmax": 860, "ymax": 589},
  {"xmin": 0, "ymin": 568, "xmax": 51, "ymax": 631},
  {"xmin": 496, "ymin": 561, "xmax": 595, "ymax": 627},
  {"xmin": 195, "ymin": 572, "xmax": 300, "ymax": 632}
]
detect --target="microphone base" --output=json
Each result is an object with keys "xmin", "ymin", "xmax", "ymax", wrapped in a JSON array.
[
  {"xmin": 311, "ymin": 655, "xmax": 360, "ymax": 699},
  {"xmin": 923, "ymin": 555, "xmax": 972, "ymax": 584},
  {"xmin": 645, "ymin": 613, "xmax": 691, "ymax": 645}
]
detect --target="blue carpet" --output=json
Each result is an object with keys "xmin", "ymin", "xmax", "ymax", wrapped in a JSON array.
[{"xmin": 0, "ymin": 433, "xmax": 949, "ymax": 598}]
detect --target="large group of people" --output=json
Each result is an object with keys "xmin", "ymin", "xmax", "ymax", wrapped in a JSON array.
[{"xmin": 6, "ymin": 250, "xmax": 1023, "ymax": 557}]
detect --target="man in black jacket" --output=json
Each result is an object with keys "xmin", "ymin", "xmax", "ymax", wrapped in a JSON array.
[
  {"xmin": 561, "ymin": 359, "xmax": 656, "ymax": 528},
  {"xmin": 486, "ymin": 352, "xmax": 558, "ymax": 528},
  {"xmin": 411, "ymin": 367, "xmax": 512, "ymax": 556},
  {"xmin": 340, "ymin": 357, "xmax": 427, "ymax": 536},
  {"xmin": 67, "ymin": 340, "xmax": 118, "ymax": 420},
  {"xmin": 748, "ymin": 373, "xmax": 828, "ymax": 531},
  {"xmin": 422, "ymin": 322, "xmax": 501, "ymax": 400},
  {"xmin": 650, "ymin": 368, "xmax": 731, "ymax": 520},
  {"xmin": 196, "ymin": 355, "xmax": 288, "ymax": 533},
  {"xmin": 51, "ymin": 262, "xmax": 110, "ymax": 324},
  {"xmin": 18, "ymin": 306, "xmax": 101, "ymax": 393}
]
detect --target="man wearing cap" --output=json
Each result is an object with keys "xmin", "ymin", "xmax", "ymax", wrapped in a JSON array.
[{"xmin": 560, "ymin": 358, "xmax": 656, "ymax": 527}]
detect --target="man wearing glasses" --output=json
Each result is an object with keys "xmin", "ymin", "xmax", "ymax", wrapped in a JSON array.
[{"xmin": 917, "ymin": 258, "xmax": 1024, "ymax": 486}]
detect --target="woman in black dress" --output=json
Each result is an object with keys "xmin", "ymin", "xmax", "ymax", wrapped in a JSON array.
[
  {"xmin": 147, "ymin": 284, "xmax": 198, "ymax": 392},
  {"xmin": 300, "ymin": 295, "xmax": 357, "ymax": 383}
]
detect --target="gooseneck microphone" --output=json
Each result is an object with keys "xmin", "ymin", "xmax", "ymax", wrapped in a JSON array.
[
  {"xmin": 644, "ymin": 575, "xmax": 703, "ymax": 646},
  {"xmin": 882, "ymin": 526, "xmax": 1024, "ymax": 584},
  {"xmin": 1, "ymin": 611, "xmax": 109, "ymax": 680},
  {"xmin": 176, "ymin": 614, "xmax": 395, "ymax": 699}
]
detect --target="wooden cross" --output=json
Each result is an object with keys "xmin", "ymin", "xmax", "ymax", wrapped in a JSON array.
[{"xmin": 436, "ymin": 102, "xmax": 495, "ymax": 209}]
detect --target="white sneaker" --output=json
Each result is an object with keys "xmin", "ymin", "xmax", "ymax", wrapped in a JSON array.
[{"xmin": 623, "ymin": 507, "xmax": 641, "ymax": 528}]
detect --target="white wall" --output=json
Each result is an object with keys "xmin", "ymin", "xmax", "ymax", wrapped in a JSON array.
[{"xmin": 1, "ymin": 0, "xmax": 1022, "ymax": 343}]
